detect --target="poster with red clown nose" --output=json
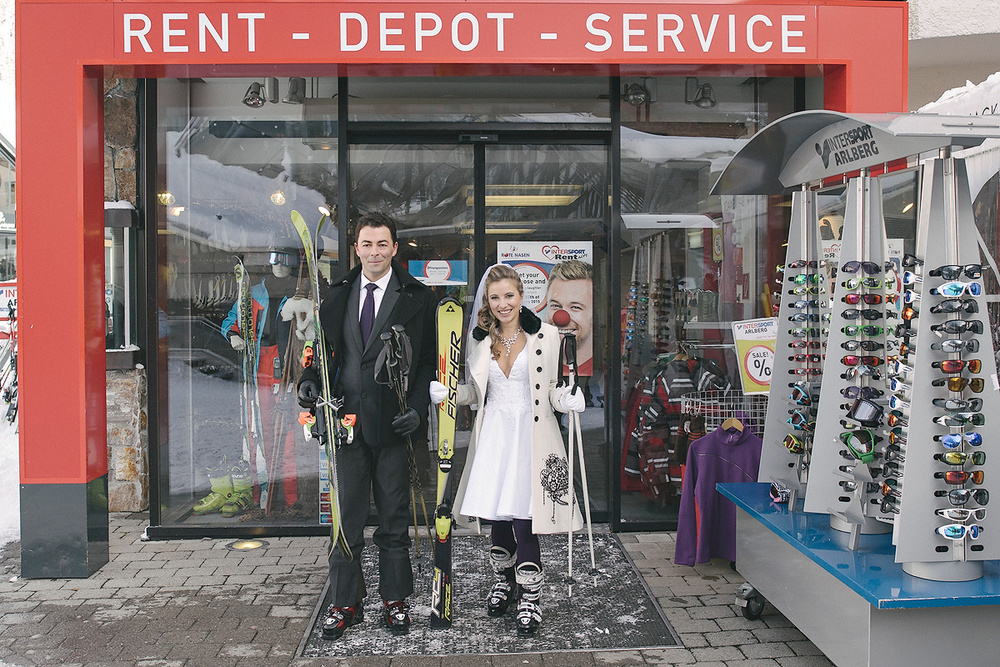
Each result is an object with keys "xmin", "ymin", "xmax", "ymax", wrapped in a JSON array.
[{"xmin": 497, "ymin": 241, "xmax": 593, "ymax": 376}]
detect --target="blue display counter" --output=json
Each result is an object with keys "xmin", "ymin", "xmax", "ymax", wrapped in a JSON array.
[{"xmin": 718, "ymin": 482, "xmax": 1000, "ymax": 666}]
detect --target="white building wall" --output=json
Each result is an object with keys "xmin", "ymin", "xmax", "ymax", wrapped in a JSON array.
[{"xmin": 909, "ymin": 0, "xmax": 1000, "ymax": 110}]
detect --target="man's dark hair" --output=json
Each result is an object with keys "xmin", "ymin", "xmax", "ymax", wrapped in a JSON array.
[{"xmin": 355, "ymin": 212, "xmax": 398, "ymax": 245}]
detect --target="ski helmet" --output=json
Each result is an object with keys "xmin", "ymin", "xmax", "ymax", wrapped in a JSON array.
[{"xmin": 268, "ymin": 237, "xmax": 302, "ymax": 267}]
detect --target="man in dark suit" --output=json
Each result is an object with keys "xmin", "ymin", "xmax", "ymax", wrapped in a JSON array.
[{"xmin": 297, "ymin": 212, "xmax": 436, "ymax": 639}]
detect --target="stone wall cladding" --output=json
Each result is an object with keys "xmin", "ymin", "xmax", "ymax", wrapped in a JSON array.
[{"xmin": 106, "ymin": 367, "xmax": 148, "ymax": 511}]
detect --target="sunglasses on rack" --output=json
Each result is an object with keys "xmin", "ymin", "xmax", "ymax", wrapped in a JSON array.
[
  {"xmin": 884, "ymin": 444, "xmax": 905, "ymax": 462},
  {"xmin": 841, "ymin": 325, "xmax": 884, "ymax": 337},
  {"xmin": 842, "ymin": 261, "xmax": 887, "ymax": 275},
  {"xmin": 935, "ymin": 450, "xmax": 987, "ymax": 466},
  {"xmin": 790, "ymin": 327, "xmax": 825, "ymax": 338},
  {"xmin": 902, "ymin": 253, "xmax": 923, "ymax": 268},
  {"xmin": 901, "ymin": 306, "xmax": 919, "ymax": 321},
  {"xmin": 928, "ymin": 264, "xmax": 984, "ymax": 280},
  {"xmin": 935, "ymin": 470, "xmax": 986, "ymax": 485},
  {"xmin": 789, "ymin": 353, "xmax": 824, "ymax": 363},
  {"xmin": 931, "ymin": 338, "xmax": 980, "ymax": 353},
  {"xmin": 842, "ymin": 385, "xmax": 883, "ymax": 399},
  {"xmin": 842, "ymin": 339, "xmax": 884, "ymax": 351},
  {"xmin": 939, "ymin": 488, "xmax": 990, "ymax": 506},
  {"xmin": 903, "ymin": 290, "xmax": 921, "ymax": 304},
  {"xmin": 843, "ymin": 364, "xmax": 883, "ymax": 380},
  {"xmin": 880, "ymin": 496, "xmax": 901, "ymax": 514},
  {"xmin": 931, "ymin": 376, "xmax": 985, "ymax": 392},
  {"xmin": 840, "ymin": 480, "xmax": 879, "ymax": 493},
  {"xmin": 841, "ymin": 277, "xmax": 883, "ymax": 290},
  {"xmin": 932, "ymin": 397, "xmax": 984, "ymax": 411},
  {"xmin": 929, "ymin": 298, "xmax": 979, "ymax": 315},
  {"xmin": 790, "ymin": 367, "xmax": 824, "ymax": 376},
  {"xmin": 893, "ymin": 323, "xmax": 916, "ymax": 338},
  {"xmin": 842, "ymin": 355, "xmax": 883, "ymax": 366},
  {"xmin": 934, "ymin": 432, "xmax": 983, "ymax": 448},
  {"xmin": 789, "ymin": 312, "xmax": 829, "ymax": 323},
  {"xmin": 903, "ymin": 271, "xmax": 922, "ymax": 285},
  {"xmin": 930, "ymin": 319, "xmax": 984, "ymax": 336},
  {"xmin": 931, "ymin": 359, "xmax": 982, "ymax": 374},
  {"xmin": 933, "ymin": 413, "xmax": 986, "ymax": 427},
  {"xmin": 889, "ymin": 395, "xmax": 910, "ymax": 411},
  {"xmin": 790, "ymin": 339, "xmax": 824, "ymax": 349},
  {"xmin": 843, "ymin": 293, "xmax": 884, "ymax": 305},
  {"xmin": 791, "ymin": 299, "xmax": 822, "ymax": 309},
  {"xmin": 842, "ymin": 308, "xmax": 883, "ymax": 320},
  {"xmin": 887, "ymin": 411, "xmax": 908, "ymax": 427},
  {"xmin": 936, "ymin": 524, "xmax": 983, "ymax": 540},
  {"xmin": 790, "ymin": 273, "xmax": 824, "ymax": 285},
  {"xmin": 935, "ymin": 507, "xmax": 987, "ymax": 522},
  {"xmin": 788, "ymin": 285, "xmax": 823, "ymax": 295},
  {"xmin": 930, "ymin": 281, "xmax": 983, "ymax": 297},
  {"xmin": 898, "ymin": 342, "xmax": 915, "ymax": 358}
]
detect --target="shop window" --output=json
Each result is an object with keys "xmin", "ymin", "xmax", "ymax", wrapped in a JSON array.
[
  {"xmin": 105, "ymin": 207, "xmax": 139, "ymax": 356},
  {"xmin": 348, "ymin": 76, "xmax": 611, "ymax": 122}
]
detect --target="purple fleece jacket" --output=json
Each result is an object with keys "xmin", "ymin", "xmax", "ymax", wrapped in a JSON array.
[{"xmin": 674, "ymin": 426, "xmax": 762, "ymax": 566}]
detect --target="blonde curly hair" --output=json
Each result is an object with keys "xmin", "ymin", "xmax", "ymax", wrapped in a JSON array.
[{"xmin": 477, "ymin": 264, "xmax": 524, "ymax": 360}]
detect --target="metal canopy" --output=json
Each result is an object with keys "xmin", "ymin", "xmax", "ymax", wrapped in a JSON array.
[{"xmin": 712, "ymin": 110, "xmax": 1000, "ymax": 195}]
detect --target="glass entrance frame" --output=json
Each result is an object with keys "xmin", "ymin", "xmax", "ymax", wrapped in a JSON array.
[{"xmin": 147, "ymin": 73, "xmax": 819, "ymax": 536}]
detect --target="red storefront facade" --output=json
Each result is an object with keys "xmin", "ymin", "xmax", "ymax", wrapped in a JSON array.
[{"xmin": 16, "ymin": 0, "xmax": 907, "ymax": 576}]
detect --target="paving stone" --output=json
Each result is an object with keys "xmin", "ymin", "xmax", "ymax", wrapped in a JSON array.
[
  {"xmin": 678, "ymin": 632, "xmax": 709, "ymax": 648},
  {"xmin": 641, "ymin": 647, "xmax": 697, "ymax": 665},
  {"xmin": 752, "ymin": 627, "xmax": 808, "ymax": 643},
  {"xmin": 740, "ymin": 642, "xmax": 796, "ymax": 659},
  {"xmin": 786, "ymin": 640, "xmax": 825, "ymax": 656},
  {"xmin": 690, "ymin": 645, "xmax": 745, "ymax": 661},
  {"xmin": 687, "ymin": 605, "xmax": 737, "ymax": 620},
  {"xmin": 775, "ymin": 656, "xmax": 835, "ymax": 666},
  {"xmin": 592, "ymin": 649, "xmax": 645, "ymax": 664},
  {"xmin": 705, "ymin": 629, "xmax": 758, "ymax": 647},
  {"xmin": 722, "ymin": 660, "xmax": 780, "ymax": 666}
]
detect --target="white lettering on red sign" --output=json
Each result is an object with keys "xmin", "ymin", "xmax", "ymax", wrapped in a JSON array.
[{"xmin": 124, "ymin": 12, "xmax": 261, "ymax": 53}]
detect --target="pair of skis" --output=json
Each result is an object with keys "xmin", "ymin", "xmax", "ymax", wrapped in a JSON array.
[{"xmin": 234, "ymin": 258, "xmax": 267, "ymax": 506}]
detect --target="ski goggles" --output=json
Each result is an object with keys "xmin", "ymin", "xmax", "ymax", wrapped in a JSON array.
[
  {"xmin": 932, "ymin": 397, "xmax": 984, "ymax": 411},
  {"xmin": 787, "ymin": 411, "xmax": 816, "ymax": 431},
  {"xmin": 268, "ymin": 250, "xmax": 298, "ymax": 267},
  {"xmin": 788, "ymin": 285, "xmax": 823, "ymax": 295},
  {"xmin": 789, "ymin": 385, "xmax": 817, "ymax": 406},
  {"xmin": 840, "ymin": 430, "xmax": 881, "ymax": 463},
  {"xmin": 935, "ymin": 470, "xmax": 986, "ymax": 485},
  {"xmin": 842, "ymin": 261, "xmax": 886, "ymax": 275},
  {"xmin": 846, "ymin": 398, "xmax": 884, "ymax": 427},
  {"xmin": 929, "ymin": 264, "xmax": 984, "ymax": 280},
  {"xmin": 939, "ymin": 488, "xmax": 990, "ymax": 506},
  {"xmin": 843, "ymin": 293, "xmax": 883, "ymax": 305},
  {"xmin": 929, "ymin": 298, "xmax": 979, "ymax": 315},
  {"xmin": 931, "ymin": 359, "xmax": 982, "ymax": 374},
  {"xmin": 842, "ymin": 355, "xmax": 882, "ymax": 367},
  {"xmin": 930, "ymin": 281, "xmax": 983, "ymax": 297},
  {"xmin": 931, "ymin": 376, "xmax": 985, "ymax": 393},
  {"xmin": 842, "ymin": 339, "xmax": 883, "ymax": 351},
  {"xmin": 931, "ymin": 338, "xmax": 980, "ymax": 353},
  {"xmin": 936, "ymin": 523, "xmax": 983, "ymax": 540},
  {"xmin": 789, "ymin": 312, "xmax": 829, "ymax": 323},
  {"xmin": 842, "ymin": 308, "xmax": 883, "ymax": 320},
  {"xmin": 783, "ymin": 433, "xmax": 805, "ymax": 454},
  {"xmin": 930, "ymin": 319, "xmax": 984, "ymax": 336},
  {"xmin": 934, "ymin": 432, "xmax": 983, "ymax": 448},
  {"xmin": 842, "ymin": 385, "xmax": 883, "ymax": 400},
  {"xmin": 841, "ymin": 325, "xmax": 883, "ymax": 337},
  {"xmin": 935, "ymin": 450, "xmax": 987, "ymax": 466},
  {"xmin": 790, "ymin": 273, "xmax": 823, "ymax": 285},
  {"xmin": 790, "ymin": 339, "xmax": 823, "ymax": 349},
  {"xmin": 933, "ymin": 413, "xmax": 986, "ymax": 427},
  {"xmin": 841, "ymin": 277, "xmax": 883, "ymax": 290},
  {"xmin": 935, "ymin": 507, "xmax": 987, "ymax": 522}
]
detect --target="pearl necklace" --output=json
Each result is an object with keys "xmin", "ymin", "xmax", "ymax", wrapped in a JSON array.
[{"xmin": 498, "ymin": 327, "xmax": 522, "ymax": 357}]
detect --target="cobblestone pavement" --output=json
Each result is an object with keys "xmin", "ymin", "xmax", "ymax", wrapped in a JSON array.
[{"xmin": 0, "ymin": 514, "xmax": 833, "ymax": 667}]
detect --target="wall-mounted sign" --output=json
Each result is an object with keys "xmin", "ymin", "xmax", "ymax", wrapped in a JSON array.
[
  {"xmin": 731, "ymin": 317, "xmax": 776, "ymax": 394},
  {"xmin": 409, "ymin": 260, "xmax": 468, "ymax": 286}
]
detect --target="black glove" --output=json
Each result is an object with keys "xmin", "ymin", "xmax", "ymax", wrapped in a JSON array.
[
  {"xmin": 391, "ymin": 408, "xmax": 420, "ymax": 437},
  {"xmin": 297, "ymin": 379, "xmax": 319, "ymax": 409}
]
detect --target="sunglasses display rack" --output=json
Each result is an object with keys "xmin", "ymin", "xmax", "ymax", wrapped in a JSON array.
[
  {"xmin": 758, "ymin": 188, "xmax": 829, "ymax": 502},
  {"xmin": 886, "ymin": 155, "xmax": 1000, "ymax": 581},
  {"xmin": 802, "ymin": 174, "xmax": 893, "ymax": 542}
]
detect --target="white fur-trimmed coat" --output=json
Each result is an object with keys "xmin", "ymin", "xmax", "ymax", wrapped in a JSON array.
[{"xmin": 451, "ymin": 309, "xmax": 584, "ymax": 535}]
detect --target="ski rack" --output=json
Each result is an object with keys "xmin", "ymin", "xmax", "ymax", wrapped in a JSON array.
[
  {"xmin": 802, "ymin": 172, "xmax": 893, "ymax": 544},
  {"xmin": 889, "ymin": 153, "xmax": 1000, "ymax": 580},
  {"xmin": 758, "ymin": 188, "xmax": 829, "ymax": 504}
]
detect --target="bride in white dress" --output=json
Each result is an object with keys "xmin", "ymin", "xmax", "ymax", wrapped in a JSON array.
[{"xmin": 430, "ymin": 264, "xmax": 585, "ymax": 637}]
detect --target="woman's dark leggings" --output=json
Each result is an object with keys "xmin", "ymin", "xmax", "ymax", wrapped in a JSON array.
[{"xmin": 491, "ymin": 519, "xmax": 541, "ymax": 567}]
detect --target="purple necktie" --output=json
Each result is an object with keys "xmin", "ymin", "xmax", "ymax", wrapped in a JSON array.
[{"xmin": 360, "ymin": 282, "xmax": 377, "ymax": 346}]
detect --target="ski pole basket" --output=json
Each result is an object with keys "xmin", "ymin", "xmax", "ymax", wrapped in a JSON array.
[{"xmin": 680, "ymin": 390, "xmax": 768, "ymax": 437}]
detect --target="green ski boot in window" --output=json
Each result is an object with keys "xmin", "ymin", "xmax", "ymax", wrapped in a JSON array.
[
  {"xmin": 221, "ymin": 460, "xmax": 255, "ymax": 518},
  {"xmin": 192, "ymin": 459, "xmax": 233, "ymax": 516}
]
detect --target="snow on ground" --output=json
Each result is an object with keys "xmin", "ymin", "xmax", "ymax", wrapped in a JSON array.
[{"xmin": 0, "ymin": 417, "xmax": 16, "ymax": 548}]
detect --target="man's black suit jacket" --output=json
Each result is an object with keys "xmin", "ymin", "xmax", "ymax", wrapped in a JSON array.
[{"xmin": 301, "ymin": 261, "xmax": 436, "ymax": 448}]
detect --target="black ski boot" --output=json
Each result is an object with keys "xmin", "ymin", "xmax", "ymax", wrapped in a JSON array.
[
  {"xmin": 515, "ymin": 562, "xmax": 543, "ymax": 637},
  {"xmin": 487, "ymin": 546, "xmax": 517, "ymax": 617}
]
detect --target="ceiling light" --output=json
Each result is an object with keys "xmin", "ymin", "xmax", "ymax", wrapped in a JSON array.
[
  {"xmin": 624, "ymin": 83, "xmax": 650, "ymax": 107},
  {"xmin": 319, "ymin": 205, "xmax": 331, "ymax": 216},
  {"xmin": 243, "ymin": 82, "xmax": 265, "ymax": 108},
  {"xmin": 271, "ymin": 191, "xmax": 286, "ymax": 206},
  {"xmin": 902, "ymin": 202, "xmax": 914, "ymax": 213},
  {"xmin": 408, "ymin": 239, "xmax": 417, "ymax": 247},
  {"xmin": 157, "ymin": 192, "xmax": 175, "ymax": 206},
  {"xmin": 685, "ymin": 77, "xmax": 717, "ymax": 109},
  {"xmin": 283, "ymin": 77, "xmax": 306, "ymax": 104}
]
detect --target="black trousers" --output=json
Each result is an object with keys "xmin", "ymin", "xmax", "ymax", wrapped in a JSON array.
[{"xmin": 328, "ymin": 436, "xmax": 413, "ymax": 605}]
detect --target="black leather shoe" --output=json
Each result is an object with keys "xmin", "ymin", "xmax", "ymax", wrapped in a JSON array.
[
  {"xmin": 383, "ymin": 599, "xmax": 411, "ymax": 634},
  {"xmin": 321, "ymin": 603, "xmax": 364, "ymax": 640}
]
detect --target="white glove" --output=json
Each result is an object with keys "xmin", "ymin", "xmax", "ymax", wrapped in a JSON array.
[
  {"xmin": 281, "ymin": 297, "xmax": 315, "ymax": 341},
  {"xmin": 560, "ymin": 386, "xmax": 586, "ymax": 413},
  {"xmin": 229, "ymin": 335, "xmax": 246, "ymax": 352},
  {"xmin": 429, "ymin": 380, "xmax": 448, "ymax": 405}
]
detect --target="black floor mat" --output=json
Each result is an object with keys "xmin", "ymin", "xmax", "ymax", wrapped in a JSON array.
[{"xmin": 298, "ymin": 532, "xmax": 681, "ymax": 657}]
